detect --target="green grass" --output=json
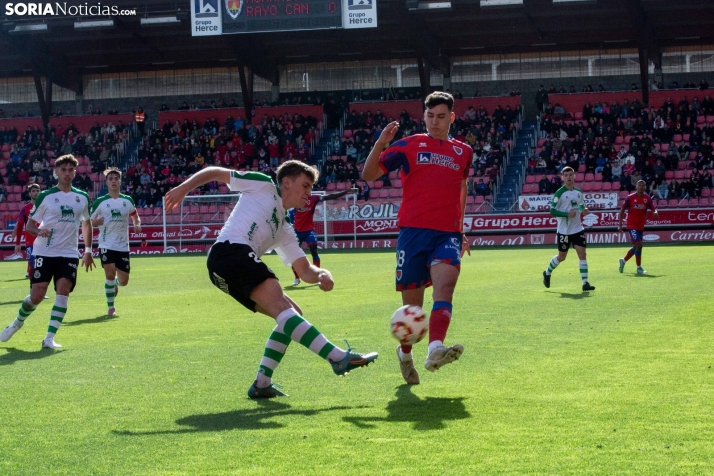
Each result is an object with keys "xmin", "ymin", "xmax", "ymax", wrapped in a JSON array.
[{"xmin": 1, "ymin": 244, "xmax": 714, "ymax": 475}]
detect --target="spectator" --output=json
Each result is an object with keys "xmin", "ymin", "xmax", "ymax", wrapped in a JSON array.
[
  {"xmin": 0, "ymin": 184, "xmax": 6, "ymax": 203},
  {"xmin": 535, "ymin": 85, "xmax": 548, "ymax": 113},
  {"xmin": 538, "ymin": 174, "xmax": 551, "ymax": 194},
  {"xmin": 134, "ymin": 106, "xmax": 146, "ymax": 136},
  {"xmin": 657, "ymin": 180, "xmax": 669, "ymax": 200},
  {"xmin": 476, "ymin": 179, "xmax": 489, "ymax": 197}
]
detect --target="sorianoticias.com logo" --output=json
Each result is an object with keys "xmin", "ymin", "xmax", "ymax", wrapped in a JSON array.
[{"xmin": 5, "ymin": 3, "xmax": 137, "ymax": 16}]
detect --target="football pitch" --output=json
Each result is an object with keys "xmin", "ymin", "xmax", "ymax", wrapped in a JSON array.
[{"xmin": 1, "ymin": 244, "xmax": 713, "ymax": 475}]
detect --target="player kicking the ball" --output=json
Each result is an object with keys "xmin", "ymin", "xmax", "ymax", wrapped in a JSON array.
[
  {"xmin": 90, "ymin": 168, "xmax": 142, "ymax": 316},
  {"xmin": 164, "ymin": 160, "xmax": 377, "ymax": 399},
  {"xmin": 363, "ymin": 91, "xmax": 471, "ymax": 385},
  {"xmin": 618, "ymin": 179, "xmax": 658, "ymax": 274},
  {"xmin": 542, "ymin": 166, "xmax": 595, "ymax": 292}
]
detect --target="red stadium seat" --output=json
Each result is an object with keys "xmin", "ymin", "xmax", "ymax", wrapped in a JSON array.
[
  {"xmin": 673, "ymin": 134, "xmax": 683, "ymax": 143},
  {"xmin": 665, "ymin": 171, "xmax": 674, "ymax": 180},
  {"xmin": 668, "ymin": 199, "xmax": 679, "ymax": 208},
  {"xmin": 575, "ymin": 173, "xmax": 585, "ymax": 182},
  {"xmin": 584, "ymin": 173, "xmax": 594, "ymax": 181},
  {"xmin": 619, "ymin": 191, "xmax": 629, "ymax": 199},
  {"xmin": 325, "ymin": 182, "xmax": 336, "ymax": 191},
  {"xmin": 574, "ymin": 112, "xmax": 583, "ymax": 120},
  {"xmin": 373, "ymin": 181, "xmax": 383, "ymax": 189},
  {"xmin": 0, "ymin": 203, "xmax": 8, "ymax": 212},
  {"xmin": 526, "ymin": 175, "xmax": 535, "ymax": 184},
  {"xmin": 388, "ymin": 170, "xmax": 399, "ymax": 180},
  {"xmin": 581, "ymin": 183, "xmax": 593, "ymax": 192},
  {"xmin": 678, "ymin": 162, "xmax": 688, "ymax": 170},
  {"xmin": 342, "ymin": 129, "xmax": 353, "ymax": 138},
  {"xmin": 392, "ymin": 179, "xmax": 402, "ymax": 188},
  {"xmin": 615, "ymin": 136, "xmax": 624, "ymax": 145},
  {"xmin": 336, "ymin": 182, "xmax": 347, "ymax": 191},
  {"xmin": 697, "ymin": 116, "xmax": 706, "ymax": 124},
  {"xmin": 707, "ymin": 116, "xmax": 714, "ymax": 124},
  {"xmin": 701, "ymin": 188, "xmax": 711, "ymax": 198},
  {"xmin": 522, "ymin": 184, "xmax": 531, "ymax": 194},
  {"xmin": 602, "ymin": 182, "xmax": 612, "ymax": 191},
  {"xmin": 389, "ymin": 189, "xmax": 401, "ymax": 198},
  {"xmin": 594, "ymin": 173, "xmax": 603, "ymax": 181},
  {"xmin": 591, "ymin": 182, "xmax": 602, "ymax": 192},
  {"xmin": 475, "ymin": 196, "xmax": 485, "ymax": 204},
  {"xmin": 379, "ymin": 189, "xmax": 390, "ymax": 199},
  {"xmin": 577, "ymin": 164, "xmax": 586, "ymax": 173}
]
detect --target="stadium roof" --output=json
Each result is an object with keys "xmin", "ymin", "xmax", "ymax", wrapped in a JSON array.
[{"xmin": 1, "ymin": 0, "xmax": 714, "ymax": 93}]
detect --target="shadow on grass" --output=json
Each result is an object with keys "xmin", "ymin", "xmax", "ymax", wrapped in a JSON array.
[
  {"xmin": 0, "ymin": 347, "xmax": 64, "ymax": 365},
  {"xmin": 283, "ymin": 284, "xmax": 320, "ymax": 291},
  {"xmin": 0, "ymin": 300, "xmax": 24, "ymax": 306},
  {"xmin": 113, "ymin": 401, "xmax": 365, "ymax": 435},
  {"xmin": 625, "ymin": 274, "xmax": 664, "ymax": 278},
  {"xmin": 63, "ymin": 315, "xmax": 117, "ymax": 327},
  {"xmin": 343, "ymin": 385, "xmax": 470, "ymax": 431},
  {"xmin": 2, "ymin": 278, "xmax": 29, "ymax": 283},
  {"xmin": 545, "ymin": 291, "xmax": 593, "ymax": 300}
]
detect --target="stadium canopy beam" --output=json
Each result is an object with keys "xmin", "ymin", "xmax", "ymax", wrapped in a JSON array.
[
  {"xmin": 26, "ymin": 37, "xmax": 82, "ymax": 95},
  {"xmin": 416, "ymin": 53, "xmax": 431, "ymax": 101},
  {"xmin": 408, "ymin": 15, "xmax": 445, "ymax": 75},
  {"xmin": 32, "ymin": 72, "xmax": 51, "ymax": 131},
  {"xmin": 225, "ymin": 36, "xmax": 280, "ymax": 87},
  {"xmin": 238, "ymin": 63, "xmax": 254, "ymax": 125},
  {"xmin": 626, "ymin": 0, "xmax": 661, "ymax": 106}
]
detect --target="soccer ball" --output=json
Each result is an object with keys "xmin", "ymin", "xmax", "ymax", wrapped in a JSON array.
[{"xmin": 390, "ymin": 305, "xmax": 428, "ymax": 345}]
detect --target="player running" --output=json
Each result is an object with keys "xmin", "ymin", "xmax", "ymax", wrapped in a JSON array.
[
  {"xmin": 289, "ymin": 187, "xmax": 357, "ymax": 286},
  {"xmin": 542, "ymin": 166, "xmax": 595, "ymax": 292},
  {"xmin": 618, "ymin": 179, "xmax": 658, "ymax": 274},
  {"xmin": 363, "ymin": 91, "xmax": 471, "ymax": 385},
  {"xmin": 11, "ymin": 183, "xmax": 41, "ymax": 279},
  {"xmin": 164, "ymin": 160, "xmax": 377, "ymax": 399},
  {"xmin": 1, "ymin": 155, "xmax": 95, "ymax": 349},
  {"xmin": 90, "ymin": 167, "xmax": 142, "ymax": 316}
]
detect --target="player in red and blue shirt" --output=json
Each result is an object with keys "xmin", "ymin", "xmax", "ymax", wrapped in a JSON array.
[
  {"xmin": 618, "ymin": 179, "xmax": 658, "ymax": 274},
  {"xmin": 363, "ymin": 91, "xmax": 471, "ymax": 384},
  {"xmin": 11, "ymin": 184, "xmax": 41, "ymax": 279},
  {"xmin": 289, "ymin": 188, "xmax": 356, "ymax": 286}
]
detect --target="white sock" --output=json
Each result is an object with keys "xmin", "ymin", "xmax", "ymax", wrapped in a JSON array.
[
  {"xmin": 428, "ymin": 340, "xmax": 443, "ymax": 355},
  {"xmin": 398, "ymin": 348, "xmax": 412, "ymax": 361}
]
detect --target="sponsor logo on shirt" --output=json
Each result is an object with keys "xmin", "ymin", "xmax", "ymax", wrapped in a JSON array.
[
  {"xmin": 415, "ymin": 152, "xmax": 461, "ymax": 171},
  {"xmin": 419, "ymin": 142, "xmax": 427, "ymax": 147}
]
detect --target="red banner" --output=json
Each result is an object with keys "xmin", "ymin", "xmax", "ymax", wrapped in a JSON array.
[{"xmin": 2, "ymin": 209, "xmax": 712, "ymax": 248}]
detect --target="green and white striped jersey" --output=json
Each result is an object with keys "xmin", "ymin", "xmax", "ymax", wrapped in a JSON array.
[
  {"xmin": 29, "ymin": 186, "xmax": 91, "ymax": 258},
  {"xmin": 216, "ymin": 171, "xmax": 304, "ymax": 266},
  {"xmin": 550, "ymin": 186, "xmax": 585, "ymax": 235},
  {"xmin": 90, "ymin": 194, "xmax": 137, "ymax": 252}
]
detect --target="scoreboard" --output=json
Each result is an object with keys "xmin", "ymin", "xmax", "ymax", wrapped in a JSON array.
[{"xmin": 190, "ymin": 0, "xmax": 377, "ymax": 36}]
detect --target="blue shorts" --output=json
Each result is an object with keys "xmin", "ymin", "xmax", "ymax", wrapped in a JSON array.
[
  {"xmin": 296, "ymin": 230, "xmax": 318, "ymax": 246},
  {"xmin": 395, "ymin": 227, "xmax": 462, "ymax": 291},
  {"xmin": 26, "ymin": 245, "xmax": 35, "ymax": 268},
  {"xmin": 628, "ymin": 229, "xmax": 643, "ymax": 243}
]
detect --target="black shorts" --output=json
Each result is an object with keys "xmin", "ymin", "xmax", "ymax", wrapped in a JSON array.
[
  {"xmin": 557, "ymin": 231, "xmax": 587, "ymax": 252},
  {"xmin": 100, "ymin": 248, "xmax": 131, "ymax": 273},
  {"xmin": 30, "ymin": 255, "xmax": 79, "ymax": 292},
  {"xmin": 206, "ymin": 242, "xmax": 277, "ymax": 313}
]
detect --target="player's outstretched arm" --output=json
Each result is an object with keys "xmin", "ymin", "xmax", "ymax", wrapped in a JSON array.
[
  {"xmin": 322, "ymin": 188, "xmax": 358, "ymax": 201},
  {"xmin": 292, "ymin": 256, "xmax": 334, "ymax": 291},
  {"xmin": 26, "ymin": 218, "xmax": 50, "ymax": 238},
  {"xmin": 363, "ymin": 121, "xmax": 399, "ymax": 181},
  {"xmin": 164, "ymin": 167, "xmax": 231, "ymax": 211}
]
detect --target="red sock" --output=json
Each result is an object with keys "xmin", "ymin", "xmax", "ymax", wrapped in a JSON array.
[
  {"xmin": 400, "ymin": 344, "xmax": 412, "ymax": 354},
  {"xmin": 292, "ymin": 267, "xmax": 299, "ymax": 279},
  {"xmin": 429, "ymin": 306, "xmax": 452, "ymax": 344},
  {"xmin": 636, "ymin": 254, "xmax": 642, "ymax": 266},
  {"xmin": 313, "ymin": 258, "xmax": 320, "ymax": 268},
  {"xmin": 624, "ymin": 249, "xmax": 634, "ymax": 262}
]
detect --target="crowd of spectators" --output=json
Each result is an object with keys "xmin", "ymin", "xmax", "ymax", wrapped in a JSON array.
[
  {"xmin": 0, "ymin": 121, "xmax": 128, "ymax": 191},
  {"xmin": 119, "ymin": 112, "xmax": 320, "ymax": 208},
  {"xmin": 532, "ymin": 92, "xmax": 714, "ymax": 201},
  {"xmin": 317, "ymin": 104, "xmax": 522, "ymax": 199}
]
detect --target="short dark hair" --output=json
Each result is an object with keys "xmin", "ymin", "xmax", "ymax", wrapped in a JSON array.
[
  {"xmin": 424, "ymin": 91, "xmax": 454, "ymax": 111},
  {"xmin": 55, "ymin": 154, "xmax": 78, "ymax": 168},
  {"xmin": 276, "ymin": 160, "xmax": 319, "ymax": 185}
]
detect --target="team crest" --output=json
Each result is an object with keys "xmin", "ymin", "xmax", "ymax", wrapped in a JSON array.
[
  {"xmin": 225, "ymin": 0, "xmax": 242, "ymax": 19},
  {"xmin": 453, "ymin": 145, "xmax": 463, "ymax": 155},
  {"xmin": 396, "ymin": 270, "xmax": 402, "ymax": 280},
  {"xmin": 76, "ymin": 196, "xmax": 80, "ymax": 202},
  {"xmin": 34, "ymin": 271, "xmax": 41, "ymax": 279}
]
